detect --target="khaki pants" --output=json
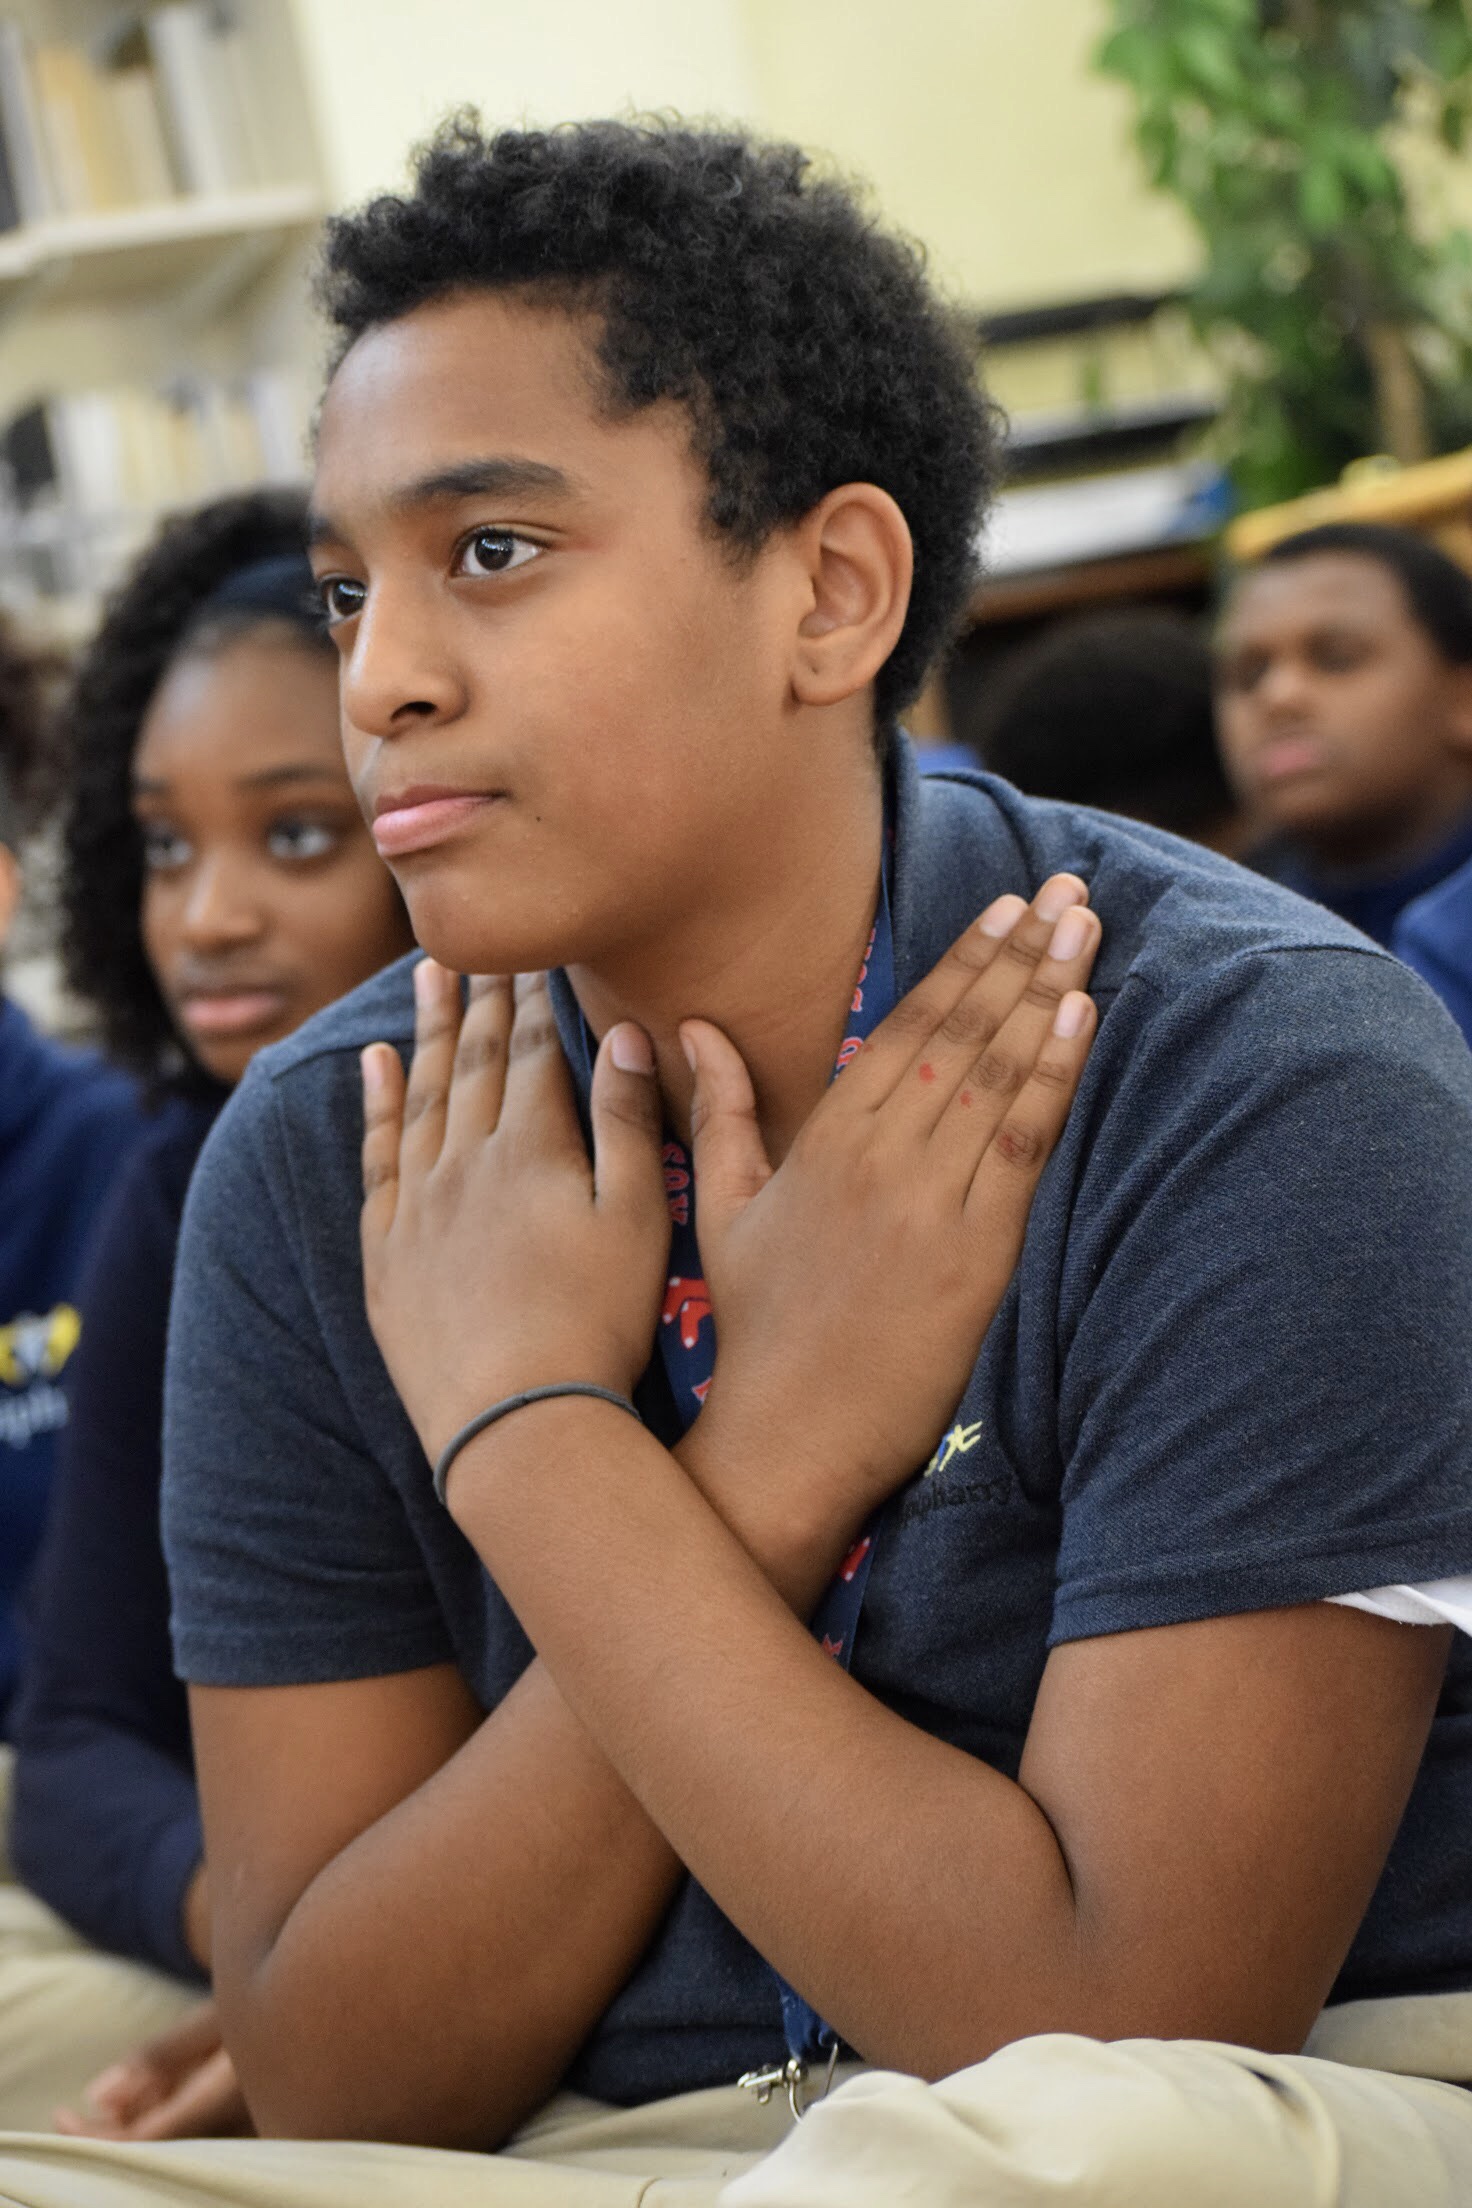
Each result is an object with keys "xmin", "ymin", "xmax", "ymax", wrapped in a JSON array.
[
  {"xmin": 0, "ymin": 1883, "xmax": 203, "ymax": 2132},
  {"xmin": 0, "ymin": 2007, "xmax": 1468, "ymax": 2206}
]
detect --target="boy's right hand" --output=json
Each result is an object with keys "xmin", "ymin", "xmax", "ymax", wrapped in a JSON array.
[{"xmin": 681, "ymin": 876, "xmax": 1099, "ymax": 1573}]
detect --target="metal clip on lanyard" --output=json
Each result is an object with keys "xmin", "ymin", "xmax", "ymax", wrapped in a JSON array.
[{"xmin": 737, "ymin": 2041, "xmax": 842, "ymax": 2123}]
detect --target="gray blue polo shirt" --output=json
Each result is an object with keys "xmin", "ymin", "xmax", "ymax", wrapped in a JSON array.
[{"xmin": 163, "ymin": 741, "xmax": 1472, "ymax": 2105}]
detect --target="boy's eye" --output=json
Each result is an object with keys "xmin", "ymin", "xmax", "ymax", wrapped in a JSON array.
[
  {"xmin": 317, "ymin": 576, "xmax": 366, "ymax": 624},
  {"xmin": 1217, "ymin": 651, "xmax": 1265, "ymax": 695},
  {"xmin": 1311, "ymin": 634, "xmax": 1369, "ymax": 674},
  {"xmin": 268, "ymin": 819, "xmax": 340, "ymax": 862},
  {"xmin": 140, "ymin": 823, "xmax": 191, "ymax": 873},
  {"xmin": 453, "ymin": 528, "xmax": 540, "ymax": 579}
]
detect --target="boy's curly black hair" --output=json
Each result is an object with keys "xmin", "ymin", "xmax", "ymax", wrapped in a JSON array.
[
  {"xmin": 317, "ymin": 115, "xmax": 998, "ymax": 722},
  {"xmin": 61, "ymin": 488, "xmax": 329, "ymax": 1081}
]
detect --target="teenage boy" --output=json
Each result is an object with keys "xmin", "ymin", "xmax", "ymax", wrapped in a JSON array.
[
  {"xmin": 1215, "ymin": 521, "xmax": 1472, "ymax": 942},
  {"xmin": 6, "ymin": 119, "xmax": 1472, "ymax": 2208}
]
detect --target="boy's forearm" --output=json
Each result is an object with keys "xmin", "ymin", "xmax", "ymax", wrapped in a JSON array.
[
  {"xmin": 217, "ymin": 1660, "xmax": 683, "ymax": 2148},
  {"xmin": 449, "ymin": 1399, "xmax": 1086, "ymax": 2078},
  {"xmin": 216, "ymin": 1421, "xmax": 878, "ymax": 2144}
]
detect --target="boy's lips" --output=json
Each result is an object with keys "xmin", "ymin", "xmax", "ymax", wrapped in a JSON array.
[
  {"xmin": 1255, "ymin": 732, "xmax": 1329, "ymax": 786},
  {"xmin": 372, "ymin": 789, "xmax": 498, "ymax": 857}
]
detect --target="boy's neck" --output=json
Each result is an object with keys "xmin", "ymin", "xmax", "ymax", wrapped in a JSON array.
[
  {"xmin": 569, "ymin": 758, "xmax": 886, "ymax": 1164},
  {"xmin": 1297, "ymin": 779, "xmax": 1472, "ymax": 880}
]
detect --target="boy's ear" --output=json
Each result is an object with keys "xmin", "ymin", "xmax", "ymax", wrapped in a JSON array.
[
  {"xmin": 0, "ymin": 845, "xmax": 20, "ymax": 954},
  {"xmin": 790, "ymin": 483, "xmax": 913, "ymax": 709},
  {"xmin": 1446, "ymin": 665, "xmax": 1472, "ymax": 759}
]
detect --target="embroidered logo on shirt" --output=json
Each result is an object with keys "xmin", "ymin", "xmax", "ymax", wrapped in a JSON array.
[
  {"xmin": 0, "ymin": 1304, "xmax": 81, "ymax": 1389},
  {"xmin": 0, "ymin": 1304, "xmax": 81, "ymax": 1451},
  {"xmin": 923, "ymin": 1420, "xmax": 986, "ymax": 1479}
]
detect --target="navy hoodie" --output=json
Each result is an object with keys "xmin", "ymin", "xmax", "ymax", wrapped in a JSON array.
[{"xmin": 0, "ymin": 995, "xmax": 141, "ymax": 1725}]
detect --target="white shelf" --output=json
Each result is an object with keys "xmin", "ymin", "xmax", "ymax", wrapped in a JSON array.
[{"xmin": 0, "ymin": 185, "xmax": 321, "ymax": 314}]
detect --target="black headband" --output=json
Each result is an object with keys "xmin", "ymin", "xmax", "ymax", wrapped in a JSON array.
[{"xmin": 192, "ymin": 551, "xmax": 321, "ymax": 631}]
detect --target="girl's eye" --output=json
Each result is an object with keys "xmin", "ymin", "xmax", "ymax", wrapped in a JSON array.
[
  {"xmin": 140, "ymin": 824, "xmax": 191, "ymax": 873},
  {"xmin": 318, "ymin": 576, "xmax": 366, "ymax": 624},
  {"xmin": 267, "ymin": 819, "xmax": 339, "ymax": 862},
  {"xmin": 454, "ymin": 528, "xmax": 540, "ymax": 579}
]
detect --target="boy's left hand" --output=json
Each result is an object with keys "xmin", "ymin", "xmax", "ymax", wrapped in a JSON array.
[{"xmin": 360, "ymin": 963, "xmax": 668, "ymax": 1467}]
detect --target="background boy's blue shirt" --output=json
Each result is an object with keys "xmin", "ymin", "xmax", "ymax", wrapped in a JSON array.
[
  {"xmin": 163, "ymin": 741, "xmax": 1472, "ymax": 2103},
  {"xmin": 1252, "ymin": 809, "xmax": 1472, "ymax": 946},
  {"xmin": 1392, "ymin": 850, "xmax": 1472, "ymax": 1050},
  {"xmin": 0, "ymin": 996, "xmax": 142, "ymax": 1730}
]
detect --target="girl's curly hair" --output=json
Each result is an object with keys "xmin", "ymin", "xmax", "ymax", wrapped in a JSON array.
[
  {"xmin": 318, "ymin": 115, "xmax": 999, "ymax": 723},
  {"xmin": 60, "ymin": 488, "xmax": 328, "ymax": 1080}
]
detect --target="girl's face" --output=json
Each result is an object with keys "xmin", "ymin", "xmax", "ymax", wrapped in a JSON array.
[{"xmin": 132, "ymin": 625, "xmax": 416, "ymax": 1086}]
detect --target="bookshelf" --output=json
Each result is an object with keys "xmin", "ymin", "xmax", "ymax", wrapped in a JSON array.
[
  {"xmin": 0, "ymin": 0, "xmax": 325, "ymax": 614},
  {"xmin": 0, "ymin": 183, "xmax": 319, "ymax": 311}
]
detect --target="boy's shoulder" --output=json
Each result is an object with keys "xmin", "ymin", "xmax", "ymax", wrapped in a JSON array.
[
  {"xmin": 251, "ymin": 952, "xmax": 420, "ymax": 1085},
  {"xmin": 904, "ymin": 761, "xmax": 1403, "ymax": 1008}
]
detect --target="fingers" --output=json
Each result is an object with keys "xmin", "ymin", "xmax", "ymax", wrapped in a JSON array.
[
  {"xmin": 962, "ymin": 986, "xmax": 1097, "ymax": 1225},
  {"xmin": 123, "ymin": 2048, "xmax": 247, "ymax": 2142},
  {"xmin": 443, "ymin": 973, "xmax": 514, "ymax": 1147},
  {"xmin": 837, "ymin": 875, "xmax": 1090, "ymax": 1117},
  {"xmin": 682, "ymin": 1019, "xmax": 774, "ymax": 1247},
  {"xmin": 589, "ymin": 1021, "xmax": 664, "ymax": 1219},
  {"xmin": 494, "ymin": 972, "xmax": 585, "ymax": 1164},
  {"xmin": 360, "ymin": 1041, "xmax": 407, "ymax": 1238},
  {"xmin": 401, "ymin": 958, "xmax": 461, "ymax": 1171},
  {"xmin": 921, "ymin": 896, "xmax": 1101, "ymax": 1167}
]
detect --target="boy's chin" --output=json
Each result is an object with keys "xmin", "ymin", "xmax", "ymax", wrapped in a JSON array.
[{"xmin": 405, "ymin": 903, "xmax": 581, "ymax": 984}]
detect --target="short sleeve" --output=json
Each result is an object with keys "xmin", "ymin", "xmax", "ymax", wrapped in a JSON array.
[
  {"xmin": 162, "ymin": 1061, "xmax": 453, "ymax": 1687},
  {"xmin": 1050, "ymin": 947, "xmax": 1472, "ymax": 1644}
]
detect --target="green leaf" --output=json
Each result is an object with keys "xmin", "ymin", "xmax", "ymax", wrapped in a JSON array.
[
  {"xmin": 1172, "ymin": 24, "xmax": 1245, "ymax": 102},
  {"xmin": 1298, "ymin": 157, "xmax": 1347, "ymax": 235}
]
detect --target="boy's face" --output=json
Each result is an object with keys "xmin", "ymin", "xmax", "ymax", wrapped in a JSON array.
[
  {"xmin": 310, "ymin": 291, "xmax": 831, "ymax": 981},
  {"xmin": 1213, "ymin": 553, "xmax": 1472, "ymax": 861}
]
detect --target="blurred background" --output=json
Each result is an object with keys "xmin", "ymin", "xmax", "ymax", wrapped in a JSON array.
[{"xmin": 6, "ymin": 0, "xmax": 1472, "ymax": 991}]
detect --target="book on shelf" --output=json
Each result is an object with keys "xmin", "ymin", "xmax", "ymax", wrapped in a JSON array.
[
  {"xmin": 0, "ymin": 18, "xmax": 55, "ymax": 224},
  {"xmin": 0, "ymin": 3, "xmax": 281, "ymax": 227},
  {"xmin": 1, "ymin": 370, "xmax": 306, "ymax": 601},
  {"xmin": 146, "ymin": 3, "xmax": 262, "ymax": 198}
]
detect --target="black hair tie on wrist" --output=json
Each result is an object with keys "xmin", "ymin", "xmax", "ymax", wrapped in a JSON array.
[{"xmin": 432, "ymin": 1384, "xmax": 641, "ymax": 1505}]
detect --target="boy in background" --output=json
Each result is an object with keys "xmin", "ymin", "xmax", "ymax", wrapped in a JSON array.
[{"xmin": 1215, "ymin": 521, "xmax": 1472, "ymax": 941}]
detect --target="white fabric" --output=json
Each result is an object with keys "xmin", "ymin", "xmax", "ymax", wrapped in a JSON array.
[{"xmin": 1327, "ymin": 1576, "xmax": 1472, "ymax": 1633}]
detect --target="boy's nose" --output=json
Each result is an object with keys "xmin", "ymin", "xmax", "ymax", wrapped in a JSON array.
[{"xmin": 341, "ymin": 589, "xmax": 468, "ymax": 738}]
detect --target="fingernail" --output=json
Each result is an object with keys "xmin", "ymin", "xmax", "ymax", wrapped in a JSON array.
[
  {"xmin": 361, "ymin": 1046, "xmax": 385, "ymax": 1095},
  {"xmin": 610, "ymin": 1023, "xmax": 654, "ymax": 1074},
  {"xmin": 680, "ymin": 1031, "xmax": 698, "ymax": 1074},
  {"xmin": 413, "ymin": 959, "xmax": 436, "ymax": 1004},
  {"xmin": 978, "ymin": 894, "xmax": 1027, "ymax": 938},
  {"xmin": 1053, "ymin": 992, "xmax": 1090, "ymax": 1039},
  {"xmin": 1050, "ymin": 907, "xmax": 1092, "ymax": 963},
  {"xmin": 1035, "ymin": 878, "xmax": 1087, "ymax": 924}
]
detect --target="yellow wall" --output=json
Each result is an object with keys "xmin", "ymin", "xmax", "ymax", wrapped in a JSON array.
[
  {"xmin": 286, "ymin": 0, "xmax": 1197, "ymax": 311},
  {"xmin": 286, "ymin": 0, "xmax": 758, "ymax": 210},
  {"xmin": 743, "ymin": 0, "xmax": 1196, "ymax": 307}
]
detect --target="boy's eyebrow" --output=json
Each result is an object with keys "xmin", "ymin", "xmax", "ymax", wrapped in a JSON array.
[{"xmin": 307, "ymin": 456, "xmax": 579, "ymax": 545}]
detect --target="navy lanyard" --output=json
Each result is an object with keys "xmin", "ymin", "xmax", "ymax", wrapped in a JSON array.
[{"xmin": 583, "ymin": 864, "xmax": 897, "ymax": 2069}]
